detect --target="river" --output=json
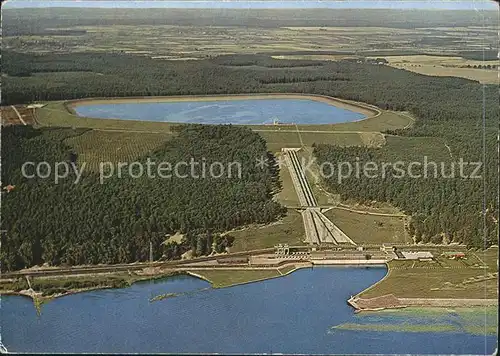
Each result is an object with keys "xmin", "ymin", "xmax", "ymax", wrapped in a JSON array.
[{"xmin": 1, "ymin": 266, "xmax": 496, "ymax": 353}]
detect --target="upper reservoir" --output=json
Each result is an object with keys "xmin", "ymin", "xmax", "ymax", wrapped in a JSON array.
[
  {"xmin": 73, "ymin": 98, "xmax": 367, "ymax": 125},
  {"xmin": 2, "ymin": 267, "xmax": 496, "ymax": 354}
]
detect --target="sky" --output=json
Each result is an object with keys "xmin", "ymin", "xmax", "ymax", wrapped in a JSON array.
[{"xmin": 2, "ymin": 0, "xmax": 498, "ymax": 10}]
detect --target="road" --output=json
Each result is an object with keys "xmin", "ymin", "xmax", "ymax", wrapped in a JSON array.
[{"xmin": 11, "ymin": 105, "xmax": 27, "ymax": 126}]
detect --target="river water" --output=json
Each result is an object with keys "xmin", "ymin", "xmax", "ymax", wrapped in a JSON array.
[
  {"xmin": 1, "ymin": 267, "xmax": 496, "ymax": 354},
  {"xmin": 73, "ymin": 98, "xmax": 366, "ymax": 125}
]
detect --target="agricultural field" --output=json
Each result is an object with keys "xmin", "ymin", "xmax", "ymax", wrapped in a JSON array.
[
  {"xmin": 374, "ymin": 55, "xmax": 498, "ymax": 84},
  {"xmin": 278, "ymin": 53, "xmax": 498, "ymax": 84},
  {"xmin": 64, "ymin": 130, "xmax": 173, "ymax": 172},
  {"xmin": 4, "ymin": 11, "xmax": 496, "ymax": 61},
  {"xmin": 323, "ymin": 208, "xmax": 409, "ymax": 245},
  {"xmin": 1, "ymin": 106, "xmax": 37, "ymax": 126}
]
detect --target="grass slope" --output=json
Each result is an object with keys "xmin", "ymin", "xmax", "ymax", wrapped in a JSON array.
[
  {"xmin": 230, "ymin": 210, "xmax": 306, "ymax": 251},
  {"xmin": 191, "ymin": 269, "xmax": 282, "ymax": 288},
  {"xmin": 323, "ymin": 208, "xmax": 408, "ymax": 244}
]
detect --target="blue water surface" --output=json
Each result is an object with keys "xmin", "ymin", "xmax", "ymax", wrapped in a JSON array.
[
  {"xmin": 73, "ymin": 99, "xmax": 366, "ymax": 125},
  {"xmin": 1, "ymin": 267, "xmax": 496, "ymax": 354}
]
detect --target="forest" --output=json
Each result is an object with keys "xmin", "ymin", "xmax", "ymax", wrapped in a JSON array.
[
  {"xmin": 1, "ymin": 50, "xmax": 498, "ymax": 267},
  {"xmin": 1, "ymin": 125, "xmax": 285, "ymax": 271}
]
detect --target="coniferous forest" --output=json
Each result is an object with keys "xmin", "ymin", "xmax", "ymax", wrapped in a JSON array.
[{"xmin": 1, "ymin": 125, "xmax": 285, "ymax": 271}]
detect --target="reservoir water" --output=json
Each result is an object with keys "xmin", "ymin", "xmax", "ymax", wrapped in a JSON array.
[
  {"xmin": 2, "ymin": 267, "xmax": 496, "ymax": 354},
  {"xmin": 73, "ymin": 98, "xmax": 366, "ymax": 124}
]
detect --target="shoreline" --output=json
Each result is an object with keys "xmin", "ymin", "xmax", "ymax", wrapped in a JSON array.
[
  {"xmin": 3, "ymin": 263, "xmax": 497, "ymax": 313},
  {"xmin": 0, "ymin": 262, "xmax": 354, "ymax": 301},
  {"xmin": 1, "ymin": 265, "xmax": 306, "ymax": 302},
  {"xmin": 0, "ymin": 270, "xmax": 184, "ymax": 304},
  {"xmin": 65, "ymin": 93, "xmax": 380, "ymax": 120}
]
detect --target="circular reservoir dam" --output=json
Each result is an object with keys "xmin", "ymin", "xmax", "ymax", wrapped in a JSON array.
[{"xmin": 72, "ymin": 96, "xmax": 369, "ymax": 124}]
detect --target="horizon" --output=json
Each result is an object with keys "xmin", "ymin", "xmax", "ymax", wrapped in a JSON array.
[{"xmin": 2, "ymin": 0, "xmax": 499, "ymax": 10}]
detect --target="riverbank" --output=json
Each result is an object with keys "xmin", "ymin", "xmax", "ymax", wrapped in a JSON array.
[{"xmin": 66, "ymin": 93, "xmax": 380, "ymax": 119}]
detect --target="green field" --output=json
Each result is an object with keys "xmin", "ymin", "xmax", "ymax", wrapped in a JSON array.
[
  {"xmin": 275, "ymin": 155, "xmax": 302, "ymax": 206},
  {"xmin": 300, "ymin": 132, "xmax": 368, "ymax": 147},
  {"xmin": 278, "ymin": 264, "xmax": 299, "ymax": 275},
  {"xmin": 230, "ymin": 210, "xmax": 306, "ymax": 251},
  {"xmin": 258, "ymin": 131, "xmax": 302, "ymax": 153},
  {"xmin": 190, "ymin": 269, "xmax": 282, "ymax": 288},
  {"xmin": 323, "ymin": 208, "xmax": 409, "ymax": 244}
]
